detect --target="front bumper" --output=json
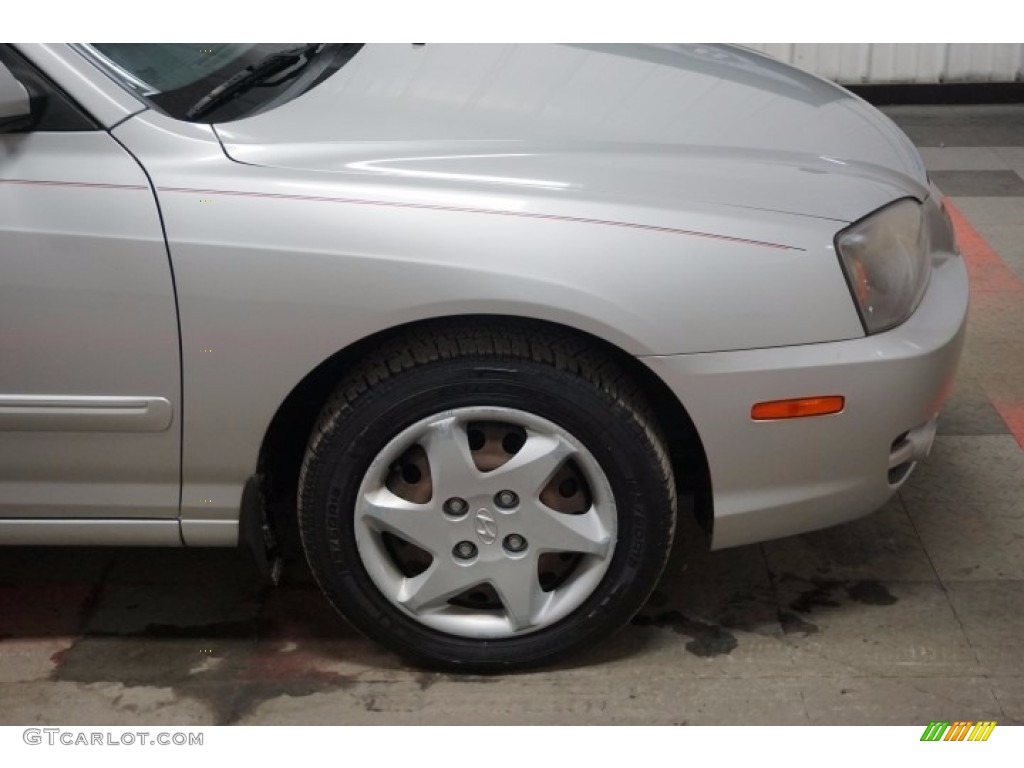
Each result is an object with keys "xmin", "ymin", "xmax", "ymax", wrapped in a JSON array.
[{"xmin": 642, "ymin": 249, "xmax": 968, "ymax": 549}]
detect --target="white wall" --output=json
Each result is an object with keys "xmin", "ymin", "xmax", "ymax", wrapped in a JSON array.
[{"xmin": 744, "ymin": 44, "xmax": 1024, "ymax": 84}]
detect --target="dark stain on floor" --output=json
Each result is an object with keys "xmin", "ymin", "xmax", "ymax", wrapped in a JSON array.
[
  {"xmin": 777, "ymin": 611, "xmax": 819, "ymax": 635},
  {"xmin": 209, "ymin": 679, "xmax": 356, "ymax": 725},
  {"xmin": 713, "ymin": 589, "xmax": 780, "ymax": 635},
  {"xmin": 52, "ymin": 631, "xmax": 362, "ymax": 725},
  {"xmin": 631, "ymin": 611, "xmax": 739, "ymax": 657},
  {"xmin": 846, "ymin": 580, "xmax": 898, "ymax": 606},
  {"xmin": 788, "ymin": 581, "xmax": 844, "ymax": 613},
  {"xmin": 416, "ymin": 672, "xmax": 439, "ymax": 691},
  {"xmin": 631, "ymin": 577, "xmax": 898, "ymax": 649},
  {"xmin": 49, "ymin": 583, "xmax": 380, "ymax": 725},
  {"xmin": 47, "ymin": 582, "xmax": 510, "ymax": 725},
  {"xmin": 786, "ymin": 578, "xmax": 899, "ymax": 614},
  {"xmin": 34, "ymin": 546, "xmax": 901, "ymax": 723}
]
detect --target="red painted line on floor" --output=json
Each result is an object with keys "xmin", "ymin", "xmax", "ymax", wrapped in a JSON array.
[
  {"xmin": 944, "ymin": 200, "xmax": 1024, "ymax": 293},
  {"xmin": 945, "ymin": 199, "xmax": 1024, "ymax": 449},
  {"xmin": 990, "ymin": 396, "xmax": 1024, "ymax": 451}
]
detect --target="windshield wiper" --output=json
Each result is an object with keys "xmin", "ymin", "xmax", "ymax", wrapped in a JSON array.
[{"xmin": 185, "ymin": 43, "xmax": 325, "ymax": 121}]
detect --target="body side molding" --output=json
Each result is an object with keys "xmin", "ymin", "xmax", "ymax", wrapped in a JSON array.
[
  {"xmin": 0, "ymin": 395, "xmax": 173, "ymax": 432},
  {"xmin": 0, "ymin": 519, "xmax": 181, "ymax": 546}
]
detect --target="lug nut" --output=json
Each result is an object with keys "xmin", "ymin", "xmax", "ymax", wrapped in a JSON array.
[
  {"xmin": 495, "ymin": 490, "xmax": 519, "ymax": 509},
  {"xmin": 443, "ymin": 497, "xmax": 468, "ymax": 516},
  {"xmin": 453, "ymin": 541, "xmax": 477, "ymax": 560},
  {"xmin": 503, "ymin": 534, "xmax": 527, "ymax": 553}
]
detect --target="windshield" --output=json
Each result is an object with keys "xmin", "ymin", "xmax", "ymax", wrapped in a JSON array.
[{"xmin": 75, "ymin": 43, "xmax": 360, "ymax": 123}]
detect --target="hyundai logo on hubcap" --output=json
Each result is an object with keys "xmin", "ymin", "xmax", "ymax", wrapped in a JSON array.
[{"xmin": 473, "ymin": 508, "xmax": 498, "ymax": 545}]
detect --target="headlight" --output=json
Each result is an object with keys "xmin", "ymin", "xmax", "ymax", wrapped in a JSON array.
[{"xmin": 835, "ymin": 198, "xmax": 932, "ymax": 334}]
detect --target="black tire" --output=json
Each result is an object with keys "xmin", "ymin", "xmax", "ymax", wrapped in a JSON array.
[{"xmin": 297, "ymin": 321, "xmax": 676, "ymax": 671}]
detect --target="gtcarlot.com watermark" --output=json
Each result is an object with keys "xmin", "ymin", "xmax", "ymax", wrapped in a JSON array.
[{"xmin": 23, "ymin": 728, "xmax": 203, "ymax": 747}]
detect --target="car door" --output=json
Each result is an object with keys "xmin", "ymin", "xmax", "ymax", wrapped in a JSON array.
[{"xmin": 0, "ymin": 47, "xmax": 181, "ymax": 525}]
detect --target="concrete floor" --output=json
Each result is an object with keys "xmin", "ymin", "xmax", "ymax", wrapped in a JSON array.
[{"xmin": 2, "ymin": 106, "xmax": 1024, "ymax": 726}]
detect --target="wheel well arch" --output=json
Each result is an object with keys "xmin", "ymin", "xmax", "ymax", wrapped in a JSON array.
[{"xmin": 255, "ymin": 314, "xmax": 712, "ymax": 556}]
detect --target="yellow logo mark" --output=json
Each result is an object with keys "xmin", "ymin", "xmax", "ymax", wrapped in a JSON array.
[
  {"xmin": 964, "ymin": 721, "xmax": 997, "ymax": 741},
  {"xmin": 200, "ymin": 348, "xmax": 213, "ymax": 353},
  {"xmin": 200, "ymin": 499, "xmax": 213, "ymax": 504}
]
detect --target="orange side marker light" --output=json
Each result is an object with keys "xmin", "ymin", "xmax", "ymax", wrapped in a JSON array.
[{"xmin": 752, "ymin": 396, "xmax": 845, "ymax": 421}]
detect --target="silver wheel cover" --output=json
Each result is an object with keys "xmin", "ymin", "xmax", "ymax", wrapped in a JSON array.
[{"xmin": 353, "ymin": 406, "xmax": 618, "ymax": 639}]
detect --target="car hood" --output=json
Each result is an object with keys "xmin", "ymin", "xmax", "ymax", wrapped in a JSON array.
[{"xmin": 214, "ymin": 44, "xmax": 929, "ymax": 224}]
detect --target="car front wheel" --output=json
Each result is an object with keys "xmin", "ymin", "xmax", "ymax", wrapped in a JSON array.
[{"xmin": 297, "ymin": 322, "xmax": 677, "ymax": 671}]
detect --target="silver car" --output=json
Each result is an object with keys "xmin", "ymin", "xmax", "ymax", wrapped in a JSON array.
[{"xmin": 0, "ymin": 43, "xmax": 967, "ymax": 670}]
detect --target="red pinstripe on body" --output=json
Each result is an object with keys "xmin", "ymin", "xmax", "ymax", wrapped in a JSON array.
[
  {"xmin": 0, "ymin": 177, "xmax": 804, "ymax": 250},
  {"xmin": 157, "ymin": 185, "xmax": 804, "ymax": 251},
  {"xmin": 0, "ymin": 178, "xmax": 148, "ymax": 192}
]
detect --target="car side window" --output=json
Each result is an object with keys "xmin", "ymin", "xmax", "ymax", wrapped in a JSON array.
[{"xmin": 0, "ymin": 45, "xmax": 98, "ymax": 132}]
